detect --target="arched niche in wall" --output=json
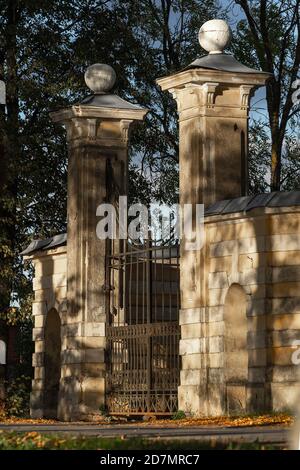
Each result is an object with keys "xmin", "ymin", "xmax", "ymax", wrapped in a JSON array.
[
  {"xmin": 44, "ymin": 308, "xmax": 61, "ymax": 419},
  {"xmin": 223, "ymin": 283, "xmax": 248, "ymax": 415}
]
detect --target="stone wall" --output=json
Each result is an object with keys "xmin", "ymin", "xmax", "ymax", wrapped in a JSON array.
[
  {"xmin": 29, "ymin": 246, "xmax": 67, "ymax": 418},
  {"xmin": 179, "ymin": 205, "xmax": 300, "ymax": 416},
  {"xmin": 28, "ymin": 245, "xmax": 106, "ymax": 421},
  {"xmin": 28, "ymin": 205, "xmax": 300, "ymax": 419}
]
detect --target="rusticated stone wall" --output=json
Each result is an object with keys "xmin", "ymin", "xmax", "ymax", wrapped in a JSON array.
[
  {"xmin": 28, "ymin": 245, "xmax": 106, "ymax": 421},
  {"xmin": 179, "ymin": 205, "xmax": 300, "ymax": 416}
]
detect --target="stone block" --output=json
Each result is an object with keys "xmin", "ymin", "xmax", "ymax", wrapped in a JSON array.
[
  {"xmin": 32, "ymin": 301, "xmax": 47, "ymax": 316},
  {"xmin": 210, "ymin": 237, "xmax": 265, "ymax": 258},
  {"xmin": 82, "ymin": 390, "xmax": 105, "ymax": 409},
  {"xmin": 178, "ymin": 385, "xmax": 205, "ymax": 415},
  {"xmin": 267, "ymin": 234, "xmax": 300, "ymax": 252},
  {"xmin": 83, "ymin": 348, "xmax": 105, "ymax": 363},
  {"xmin": 239, "ymin": 267, "xmax": 268, "ymax": 286},
  {"xmin": 248, "ymin": 284, "xmax": 267, "ymax": 299},
  {"xmin": 32, "ymin": 328, "xmax": 44, "ymax": 341},
  {"xmin": 33, "ymin": 273, "xmax": 67, "ymax": 290},
  {"xmin": 209, "ymin": 256, "xmax": 231, "ymax": 273},
  {"xmin": 226, "ymin": 384, "xmax": 246, "ymax": 414},
  {"xmin": 267, "ymin": 250, "xmax": 300, "ymax": 266},
  {"xmin": 269, "ymin": 313, "xmax": 300, "ymax": 330},
  {"xmin": 270, "ymin": 330, "xmax": 300, "ymax": 347},
  {"xmin": 209, "ymin": 336, "xmax": 223, "ymax": 353},
  {"xmin": 181, "ymin": 353, "xmax": 203, "ymax": 370},
  {"xmin": 246, "ymin": 299, "xmax": 266, "ymax": 317},
  {"xmin": 271, "ymin": 365, "xmax": 299, "ymax": 383},
  {"xmin": 181, "ymin": 323, "xmax": 202, "ymax": 339},
  {"xmin": 208, "ymin": 306, "xmax": 223, "ymax": 322},
  {"xmin": 208, "ymin": 272, "xmax": 229, "ymax": 289},
  {"xmin": 82, "ymin": 377, "xmax": 105, "ymax": 393},
  {"xmin": 246, "ymin": 385, "xmax": 266, "ymax": 413},
  {"xmin": 30, "ymin": 390, "xmax": 43, "ymax": 409},
  {"xmin": 270, "ymin": 282, "xmax": 300, "ymax": 297},
  {"xmin": 61, "ymin": 349, "xmax": 82, "ymax": 364},
  {"xmin": 61, "ymin": 323, "xmax": 82, "ymax": 337},
  {"xmin": 83, "ymin": 322, "xmax": 105, "ymax": 337},
  {"xmin": 81, "ymin": 363, "xmax": 106, "ymax": 378},
  {"xmin": 248, "ymin": 348, "xmax": 267, "ymax": 367},
  {"xmin": 180, "ymin": 369, "xmax": 205, "ymax": 386},
  {"xmin": 248, "ymin": 367, "xmax": 266, "ymax": 383},
  {"xmin": 269, "ymin": 213, "xmax": 300, "ymax": 235},
  {"xmin": 271, "ymin": 383, "xmax": 300, "ymax": 411},
  {"xmin": 239, "ymin": 253, "xmax": 267, "ymax": 271},
  {"xmin": 270, "ymin": 346, "xmax": 296, "ymax": 366},
  {"xmin": 247, "ymin": 331, "xmax": 266, "ymax": 349},
  {"xmin": 32, "ymin": 352, "xmax": 44, "ymax": 367},
  {"xmin": 34, "ymin": 315, "xmax": 45, "ymax": 328},
  {"xmin": 34, "ymin": 255, "xmax": 67, "ymax": 277},
  {"xmin": 247, "ymin": 315, "xmax": 266, "ymax": 331},
  {"xmin": 206, "ymin": 383, "xmax": 225, "ymax": 415},
  {"xmin": 35, "ymin": 341, "xmax": 45, "ymax": 353},
  {"xmin": 268, "ymin": 297, "xmax": 300, "ymax": 315},
  {"xmin": 179, "ymin": 308, "xmax": 205, "ymax": 325},
  {"xmin": 179, "ymin": 338, "xmax": 205, "ymax": 355},
  {"xmin": 208, "ymin": 321, "xmax": 224, "ymax": 337},
  {"xmin": 63, "ymin": 335, "xmax": 106, "ymax": 350},
  {"xmin": 208, "ymin": 288, "xmax": 227, "ymax": 306},
  {"xmin": 208, "ymin": 368, "xmax": 223, "ymax": 383},
  {"xmin": 31, "ymin": 379, "xmax": 44, "ymax": 391},
  {"xmin": 272, "ymin": 266, "xmax": 300, "ymax": 283},
  {"xmin": 34, "ymin": 367, "xmax": 45, "ymax": 380},
  {"xmin": 209, "ymin": 353, "xmax": 223, "ymax": 368},
  {"xmin": 30, "ymin": 409, "xmax": 44, "ymax": 419}
]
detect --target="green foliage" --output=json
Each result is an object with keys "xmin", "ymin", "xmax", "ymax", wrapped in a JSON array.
[
  {"xmin": 4, "ymin": 375, "xmax": 31, "ymax": 417},
  {"xmin": 172, "ymin": 409, "xmax": 186, "ymax": 420}
]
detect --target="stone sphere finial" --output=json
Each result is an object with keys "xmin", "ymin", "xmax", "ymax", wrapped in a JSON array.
[
  {"xmin": 199, "ymin": 19, "xmax": 231, "ymax": 54},
  {"xmin": 84, "ymin": 63, "xmax": 116, "ymax": 94}
]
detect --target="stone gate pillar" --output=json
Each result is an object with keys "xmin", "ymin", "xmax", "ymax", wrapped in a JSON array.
[
  {"xmin": 51, "ymin": 64, "xmax": 147, "ymax": 420},
  {"xmin": 157, "ymin": 20, "xmax": 269, "ymax": 415}
]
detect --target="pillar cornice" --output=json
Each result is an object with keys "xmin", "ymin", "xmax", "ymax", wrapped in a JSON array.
[
  {"xmin": 50, "ymin": 104, "xmax": 147, "ymax": 123},
  {"xmin": 157, "ymin": 68, "xmax": 269, "ymax": 92}
]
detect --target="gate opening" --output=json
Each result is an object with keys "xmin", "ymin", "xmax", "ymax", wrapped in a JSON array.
[{"xmin": 106, "ymin": 241, "xmax": 180, "ymax": 415}]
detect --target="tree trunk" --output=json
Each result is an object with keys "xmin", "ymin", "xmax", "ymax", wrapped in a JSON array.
[{"xmin": 271, "ymin": 140, "xmax": 281, "ymax": 191}]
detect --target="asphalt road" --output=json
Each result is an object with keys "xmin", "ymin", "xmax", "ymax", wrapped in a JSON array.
[{"xmin": 0, "ymin": 423, "xmax": 290, "ymax": 445}]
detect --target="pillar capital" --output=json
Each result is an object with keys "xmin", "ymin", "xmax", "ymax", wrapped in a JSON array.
[
  {"xmin": 51, "ymin": 63, "xmax": 147, "ymax": 149},
  {"xmin": 157, "ymin": 54, "xmax": 270, "ymax": 206}
]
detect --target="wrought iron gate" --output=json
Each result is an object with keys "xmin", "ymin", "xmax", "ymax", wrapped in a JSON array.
[{"xmin": 106, "ymin": 241, "xmax": 180, "ymax": 415}]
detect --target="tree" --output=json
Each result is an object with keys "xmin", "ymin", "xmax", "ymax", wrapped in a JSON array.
[
  {"xmin": 233, "ymin": 0, "xmax": 300, "ymax": 191},
  {"xmin": 0, "ymin": 0, "xmax": 220, "ymax": 325}
]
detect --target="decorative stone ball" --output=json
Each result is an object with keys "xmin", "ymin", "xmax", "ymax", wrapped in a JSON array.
[
  {"xmin": 84, "ymin": 63, "xmax": 116, "ymax": 93},
  {"xmin": 199, "ymin": 19, "xmax": 231, "ymax": 54}
]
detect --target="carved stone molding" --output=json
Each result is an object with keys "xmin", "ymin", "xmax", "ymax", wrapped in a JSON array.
[
  {"xmin": 87, "ymin": 118, "xmax": 97, "ymax": 139},
  {"xmin": 240, "ymin": 85, "xmax": 253, "ymax": 110},
  {"xmin": 120, "ymin": 119, "xmax": 134, "ymax": 143},
  {"xmin": 203, "ymin": 82, "xmax": 219, "ymax": 108}
]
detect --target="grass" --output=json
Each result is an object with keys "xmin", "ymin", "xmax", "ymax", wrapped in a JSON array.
[{"xmin": 0, "ymin": 431, "xmax": 283, "ymax": 450}]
